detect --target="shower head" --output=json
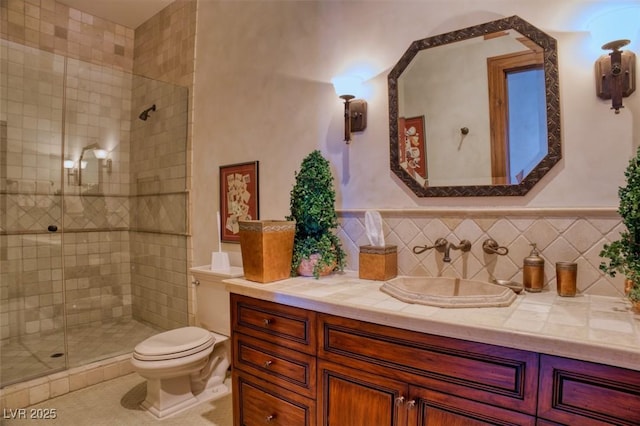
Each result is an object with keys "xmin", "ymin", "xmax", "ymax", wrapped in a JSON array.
[{"xmin": 138, "ymin": 104, "xmax": 156, "ymax": 121}]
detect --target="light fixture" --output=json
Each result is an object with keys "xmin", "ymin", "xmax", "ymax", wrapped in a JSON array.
[
  {"xmin": 332, "ymin": 76, "xmax": 368, "ymax": 144},
  {"xmin": 588, "ymin": 6, "xmax": 639, "ymax": 114},
  {"xmin": 595, "ymin": 39, "xmax": 636, "ymax": 113},
  {"xmin": 64, "ymin": 159, "xmax": 77, "ymax": 185},
  {"xmin": 93, "ymin": 148, "xmax": 112, "ymax": 173},
  {"xmin": 93, "ymin": 149, "xmax": 108, "ymax": 159},
  {"xmin": 69, "ymin": 143, "xmax": 113, "ymax": 186}
]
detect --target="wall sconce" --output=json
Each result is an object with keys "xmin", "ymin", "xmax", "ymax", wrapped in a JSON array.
[
  {"xmin": 64, "ymin": 144, "xmax": 113, "ymax": 186},
  {"xmin": 93, "ymin": 148, "xmax": 112, "ymax": 173},
  {"xmin": 332, "ymin": 76, "xmax": 367, "ymax": 144},
  {"xmin": 338, "ymin": 95, "xmax": 367, "ymax": 144},
  {"xmin": 64, "ymin": 159, "xmax": 77, "ymax": 185},
  {"xmin": 595, "ymin": 39, "xmax": 637, "ymax": 113}
]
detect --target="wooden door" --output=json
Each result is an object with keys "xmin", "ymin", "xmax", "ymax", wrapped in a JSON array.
[{"xmin": 318, "ymin": 359, "xmax": 408, "ymax": 426}]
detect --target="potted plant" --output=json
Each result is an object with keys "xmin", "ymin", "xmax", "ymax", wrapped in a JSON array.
[
  {"xmin": 287, "ymin": 150, "xmax": 346, "ymax": 278},
  {"xmin": 600, "ymin": 146, "xmax": 640, "ymax": 308}
]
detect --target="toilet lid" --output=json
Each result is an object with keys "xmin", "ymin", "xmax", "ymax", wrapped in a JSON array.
[{"xmin": 133, "ymin": 326, "xmax": 215, "ymax": 360}]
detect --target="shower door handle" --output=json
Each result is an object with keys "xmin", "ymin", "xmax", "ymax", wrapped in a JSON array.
[{"xmin": 47, "ymin": 225, "xmax": 58, "ymax": 232}]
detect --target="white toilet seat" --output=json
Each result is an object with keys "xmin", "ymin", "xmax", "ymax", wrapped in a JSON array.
[{"xmin": 133, "ymin": 326, "xmax": 215, "ymax": 361}]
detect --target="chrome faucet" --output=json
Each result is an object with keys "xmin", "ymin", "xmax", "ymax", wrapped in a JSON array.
[{"xmin": 413, "ymin": 238, "xmax": 471, "ymax": 262}]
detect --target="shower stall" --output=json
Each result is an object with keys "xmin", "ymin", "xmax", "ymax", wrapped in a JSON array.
[{"xmin": 0, "ymin": 39, "xmax": 189, "ymax": 387}]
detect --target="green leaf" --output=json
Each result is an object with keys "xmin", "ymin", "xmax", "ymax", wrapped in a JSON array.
[{"xmin": 287, "ymin": 150, "xmax": 346, "ymax": 278}]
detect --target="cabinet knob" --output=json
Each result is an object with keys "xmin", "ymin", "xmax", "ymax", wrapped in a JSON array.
[
  {"xmin": 406, "ymin": 399, "xmax": 416, "ymax": 409},
  {"xmin": 264, "ymin": 360, "xmax": 273, "ymax": 368},
  {"xmin": 263, "ymin": 318, "xmax": 272, "ymax": 326},
  {"xmin": 394, "ymin": 396, "xmax": 405, "ymax": 406},
  {"xmin": 265, "ymin": 414, "xmax": 276, "ymax": 422}
]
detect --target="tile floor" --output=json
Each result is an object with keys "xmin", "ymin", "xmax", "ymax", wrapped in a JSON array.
[
  {"xmin": 1, "ymin": 319, "xmax": 161, "ymax": 386},
  {"xmin": 2, "ymin": 373, "xmax": 233, "ymax": 426}
]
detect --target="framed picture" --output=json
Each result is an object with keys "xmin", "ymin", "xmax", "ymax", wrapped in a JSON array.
[
  {"xmin": 400, "ymin": 116, "xmax": 428, "ymax": 183},
  {"xmin": 219, "ymin": 161, "xmax": 259, "ymax": 243}
]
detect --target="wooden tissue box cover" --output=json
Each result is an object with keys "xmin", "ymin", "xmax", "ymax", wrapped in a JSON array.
[{"xmin": 359, "ymin": 245, "xmax": 397, "ymax": 281}]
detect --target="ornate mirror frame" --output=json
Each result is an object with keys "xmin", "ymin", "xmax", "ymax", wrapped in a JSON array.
[{"xmin": 388, "ymin": 15, "xmax": 560, "ymax": 197}]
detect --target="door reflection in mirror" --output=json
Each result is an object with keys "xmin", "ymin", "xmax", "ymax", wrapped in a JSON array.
[{"xmin": 506, "ymin": 68, "xmax": 547, "ymax": 185}]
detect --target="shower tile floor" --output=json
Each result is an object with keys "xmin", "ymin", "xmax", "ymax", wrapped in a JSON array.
[{"xmin": 1, "ymin": 319, "xmax": 161, "ymax": 386}]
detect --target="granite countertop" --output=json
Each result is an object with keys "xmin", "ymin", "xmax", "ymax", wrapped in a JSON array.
[{"xmin": 223, "ymin": 271, "xmax": 640, "ymax": 371}]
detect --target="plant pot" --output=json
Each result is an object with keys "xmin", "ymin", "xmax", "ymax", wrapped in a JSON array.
[
  {"xmin": 625, "ymin": 278, "xmax": 634, "ymax": 295},
  {"xmin": 297, "ymin": 253, "xmax": 336, "ymax": 277},
  {"xmin": 239, "ymin": 220, "xmax": 295, "ymax": 283}
]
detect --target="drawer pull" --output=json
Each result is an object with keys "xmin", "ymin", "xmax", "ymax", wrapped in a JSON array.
[
  {"xmin": 265, "ymin": 414, "xmax": 276, "ymax": 422},
  {"xmin": 395, "ymin": 396, "xmax": 405, "ymax": 406},
  {"xmin": 264, "ymin": 360, "xmax": 273, "ymax": 368},
  {"xmin": 406, "ymin": 399, "xmax": 416, "ymax": 409},
  {"xmin": 263, "ymin": 318, "xmax": 272, "ymax": 326}
]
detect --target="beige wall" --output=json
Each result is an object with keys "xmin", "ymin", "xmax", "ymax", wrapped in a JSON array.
[{"xmin": 192, "ymin": 0, "xmax": 638, "ymax": 272}]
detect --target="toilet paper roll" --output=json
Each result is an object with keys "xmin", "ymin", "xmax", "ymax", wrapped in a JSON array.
[{"xmin": 211, "ymin": 251, "xmax": 230, "ymax": 271}]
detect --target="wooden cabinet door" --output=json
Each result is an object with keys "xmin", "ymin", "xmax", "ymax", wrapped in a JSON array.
[
  {"xmin": 408, "ymin": 386, "xmax": 536, "ymax": 426},
  {"xmin": 317, "ymin": 359, "xmax": 408, "ymax": 426}
]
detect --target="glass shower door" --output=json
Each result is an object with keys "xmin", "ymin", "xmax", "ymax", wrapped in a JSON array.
[{"xmin": 0, "ymin": 40, "xmax": 67, "ymax": 386}]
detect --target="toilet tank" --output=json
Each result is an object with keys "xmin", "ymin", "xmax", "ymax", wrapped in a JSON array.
[{"xmin": 190, "ymin": 265, "xmax": 244, "ymax": 336}]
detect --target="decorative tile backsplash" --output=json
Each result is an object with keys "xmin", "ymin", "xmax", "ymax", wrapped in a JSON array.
[{"xmin": 337, "ymin": 209, "xmax": 625, "ymax": 298}]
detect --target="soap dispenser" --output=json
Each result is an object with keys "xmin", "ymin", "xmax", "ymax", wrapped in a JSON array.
[{"xmin": 523, "ymin": 243, "xmax": 544, "ymax": 292}]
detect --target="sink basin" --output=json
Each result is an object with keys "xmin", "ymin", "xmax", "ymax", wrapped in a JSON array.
[{"xmin": 380, "ymin": 276, "xmax": 517, "ymax": 308}]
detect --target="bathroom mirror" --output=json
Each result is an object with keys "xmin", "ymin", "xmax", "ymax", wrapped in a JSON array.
[
  {"xmin": 388, "ymin": 16, "xmax": 560, "ymax": 197},
  {"xmin": 77, "ymin": 143, "xmax": 105, "ymax": 190},
  {"xmin": 81, "ymin": 156, "xmax": 99, "ymax": 186}
]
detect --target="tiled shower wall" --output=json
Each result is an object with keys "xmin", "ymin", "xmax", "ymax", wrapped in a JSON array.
[
  {"xmin": 1, "ymin": 0, "xmax": 137, "ymax": 341},
  {"xmin": 1, "ymin": 0, "xmax": 135, "ymax": 72},
  {"xmin": 0, "ymin": 38, "xmax": 134, "ymax": 339},
  {"xmin": 1, "ymin": 0, "xmax": 195, "ymax": 339},
  {"xmin": 132, "ymin": 0, "xmax": 197, "ymax": 327},
  {"xmin": 337, "ymin": 209, "xmax": 625, "ymax": 297},
  {"xmin": 129, "ymin": 75, "xmax": 189, "ymax": 330}
]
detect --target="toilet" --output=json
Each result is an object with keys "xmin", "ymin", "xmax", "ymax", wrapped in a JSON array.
[{"xmin": 131, "ymin": 266, "xmax": 242, "ymax": 419}]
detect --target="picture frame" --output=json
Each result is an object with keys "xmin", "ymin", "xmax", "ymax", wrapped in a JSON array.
[
  {"xmin": 219, "ymin": 161, "xmax": 259, "ymax": 243},
  {"xmin": 400, "ymin": 115, "xmax": 428, "ymax": 184}
]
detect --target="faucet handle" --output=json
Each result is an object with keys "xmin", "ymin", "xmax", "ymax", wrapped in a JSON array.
[
  {"xmin": 456, "ymin": 239, "xmax": 471, "ymax": 252},
  {"xmin": 482, "ymin": 239, "xmax": 509, "ymax": 255},
  {"xmin": 412, "ymin": 238, "xmax": 448, "ymax": 255}
]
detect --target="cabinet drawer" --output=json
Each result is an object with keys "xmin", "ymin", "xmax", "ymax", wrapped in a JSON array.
[
  {"xmin": 538, "ymin": 354, "xmax": 640, "ymax": 426},
  {"xmin": 231, "ymin": 294, "xmax": 316, "ymax": 355},
  {"xmin": 233, "ymin": 369, "xmax": 316, "ymax": 426},
  {"xmin": 318, "ymin": 313, "xmax": 539, "ymax": 415},
  {"xmin": 409, "ymin": 385, "xmax": 536, "ymax": 425},
  {"xmin": 233, "ymin": 332, "xmax": 316, "ymax": 398}
]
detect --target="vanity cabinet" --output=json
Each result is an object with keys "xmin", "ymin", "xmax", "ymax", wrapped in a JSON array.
[{"xmin": 231, "ymin": 294, "xmax": 640, "ymax": 426}]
